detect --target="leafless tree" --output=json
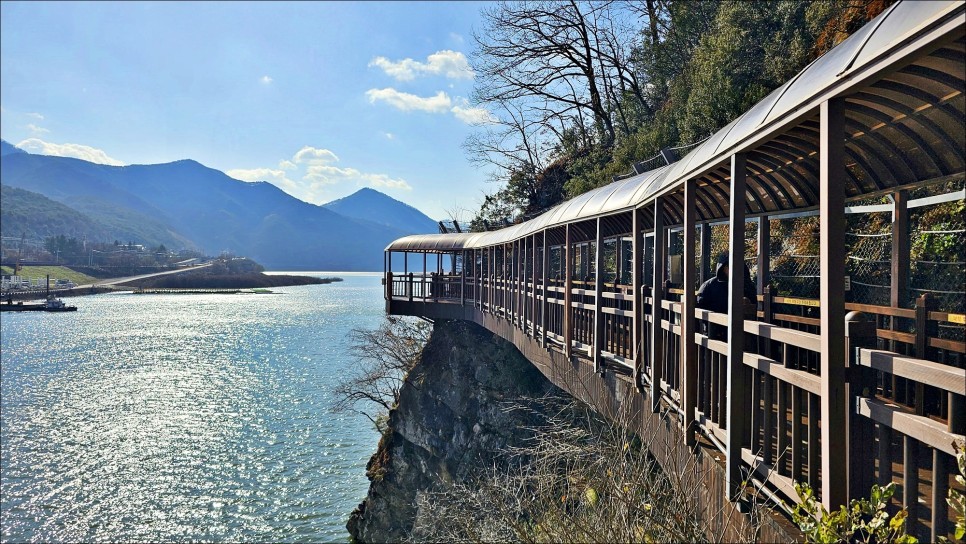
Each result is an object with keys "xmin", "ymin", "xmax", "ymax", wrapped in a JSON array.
[{"xmin": 333, "ymin": 316, "xmax": 431, "ymax": 431}]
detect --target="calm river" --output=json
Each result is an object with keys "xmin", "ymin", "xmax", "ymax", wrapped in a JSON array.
[{"xmin": 0, "ymin": 273, "xmax": 384, "ymax": 542}]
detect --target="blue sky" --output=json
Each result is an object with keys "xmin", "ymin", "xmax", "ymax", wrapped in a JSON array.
[{"xmin": 0, "ymin": 1, "xmax": 495, "ymax": 219}]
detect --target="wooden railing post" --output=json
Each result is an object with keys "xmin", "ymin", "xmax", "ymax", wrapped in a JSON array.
[
  {"xmin": 820, "ymin": 98, "xmax": 848, "ymax": 511},
  {"xmin": 408, "ymin": 272, "xmax": 414, "ymax": 302},
  {"xmin": 683, "ymin": 179, "xmax": 698, "ymax": 447},
  {"xmin": 757, "ymin": 216, "xmax": 770, "ymax": 296},
  {"xmin": 594, "ymin": 217, "xmax": 605, "ymax": 373},
  {"xmin": 632, "ymin": 209, "xmax": 643, "ymax": 388},
  {"xmin": 914, "ymin": 293, "xmax": 938, "ymax": 418},
  {"xmin": 532, "ymin": 234, "xmax": 539, "ymax": 337},
  {"xmin": 846, "ymin": 311, "xmax": 877, "ymax": 502},
  {"xmin": 762, "ymin": 285, "xmax": 774, "ymax": 324},
  {"xmin": 565, "ymin": 224, "xmax": 573, "ymax": 359},
  {"xmin": 460, "ymin": 251, "xmax": 466, "ymax": 306},
  {"xmin": 700, "ymin": 222, "xmax": 712, "ymax": 285},
  {"xmin": 542, "ymin": 231, "xmax": 549, "ymax": 348},
  {"xmin": 726, "ymin": 153, "xmax": 750, "ymax": 500},
  {"xmin": 649, "ymin": 201, "xmax": 666, "ymax": 410}
]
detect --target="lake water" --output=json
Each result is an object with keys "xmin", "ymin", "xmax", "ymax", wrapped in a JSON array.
[{"xmin": 0, "ymin": 273, "xmax": 384, "ymax": 542}]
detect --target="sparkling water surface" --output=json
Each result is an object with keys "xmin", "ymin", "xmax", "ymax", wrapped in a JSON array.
[{"xmin": 1, "ymin": 273, "xmax": 383, "ymax": 542}]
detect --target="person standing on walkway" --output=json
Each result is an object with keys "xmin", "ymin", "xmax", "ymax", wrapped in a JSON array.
[{"xmin": 696, "ymin": 253, "xmax": 757, "ymax": 338}]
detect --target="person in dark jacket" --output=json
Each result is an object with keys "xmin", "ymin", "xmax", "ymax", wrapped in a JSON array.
[{"xmin": 696, "ymin": 253, "xmax": 757, "ymax": 339}]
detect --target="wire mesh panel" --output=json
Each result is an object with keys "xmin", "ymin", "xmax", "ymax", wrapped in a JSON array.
[
  {"xmin": 845, "ymin": 211, "xmax": 892, "ymax": 307},
  {"xmin": 909, "ymin": 203, "xmax": 965, "ymax": 317},
  {"xmin": 770, "ymin": 216, "xmax": 820, "ymax": 298}
]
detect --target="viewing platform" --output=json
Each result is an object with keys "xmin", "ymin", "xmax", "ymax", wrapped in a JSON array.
[{"xmin": 382, "ymin": 2, "xmax": 965, "ymax": 541}]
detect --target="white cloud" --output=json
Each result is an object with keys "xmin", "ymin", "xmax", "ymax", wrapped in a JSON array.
[
  {"xmin": 26, "ymin": 112, "xmax": 44, "ymax": 120},
  {"xmin": 303, "ymin": 163, "xmax": 412, "ymax": 191},
  {"xmin": 293, "ymin": 146, "xmax": 339, "ymax": 164},
  {"xmin": 451, "ymin": 105, "xmax": 497, "ymax": 125},
  {"xmin": 16, "ymin": 138, "xmax": 125, "ymax": 166},
  {"xmin": 227, "ymin": 167, "xmax": 300, "ymax": 194},
  {"xmin": 230, "ymin": 145, "xmax": 412, "ymax": 203},
  {"xmin": 369, "ymin": 50, "xmax": 474, "ymax": 81},
  {"xmin": 383, "ymin": 132, "xmax": 395, "ymax": 140},
  {"xmin": 260, "ymin": 75, "xmax": 273, "ymax": 84},
  {"xmin": 26, "ymin": 123, "xmax": 49, "ymax": 135},
  {"xmin": 365, "ymin": 88, "xmax": 452, "ymax": 113}
]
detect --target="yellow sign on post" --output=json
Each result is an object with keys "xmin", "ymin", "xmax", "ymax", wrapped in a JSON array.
[{"xmin": 779, "ymin": 297, "xmax": 821, "ymax": 308}]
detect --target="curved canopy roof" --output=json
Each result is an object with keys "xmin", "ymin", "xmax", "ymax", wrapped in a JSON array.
[{"xmin": 387, "ymin": 0, "xmax": 965, "ymax": 253}]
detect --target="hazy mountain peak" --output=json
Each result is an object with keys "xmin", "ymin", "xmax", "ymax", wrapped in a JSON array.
[
  {"xmin": 1, "ymin": 139, "xmax": 27, "ymax": 156},
  {"xmin": 322, "ymin": 188, "xmax": 438, "ymax": 235},
  {"xmin": 0, "ymin": 150, "xmax": 436, "ymax": 270}
]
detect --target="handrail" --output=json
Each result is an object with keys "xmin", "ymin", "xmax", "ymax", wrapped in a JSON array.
[{"xmin": 858, "ymin": 348, "xmax": 965, "ymax": 395}]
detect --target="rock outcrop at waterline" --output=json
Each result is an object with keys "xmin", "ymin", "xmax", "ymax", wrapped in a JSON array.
[{"xmin": 346, "ymin": 319, "xmax": 559, "ymax": 543}]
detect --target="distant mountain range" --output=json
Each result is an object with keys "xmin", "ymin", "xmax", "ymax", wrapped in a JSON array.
[{"xmin": 0, "ymin": 140, "xmax": 439, "ymax": 270}]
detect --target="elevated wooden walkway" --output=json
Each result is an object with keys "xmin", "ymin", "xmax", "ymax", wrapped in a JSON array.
[{"xmin": 383, "ymin": 2, "xmax": 965, "ymax": 541}]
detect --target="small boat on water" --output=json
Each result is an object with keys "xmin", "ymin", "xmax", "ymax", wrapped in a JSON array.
[
  {"xmin": 1, "ymin": 295, "xmax": 77, "ymax": 312},
  {"xmin": 1, "ymin": 274, "xmax": 78, "ymax": 312},
  {"xmin": 43, "ymin": 296, "xmax": 77, "ymax": 312}
]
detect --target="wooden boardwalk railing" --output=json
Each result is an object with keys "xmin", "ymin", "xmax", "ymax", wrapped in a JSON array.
[
  {"xmin": 381, "ymin": 5, "xmax": 965, "ymax": 538},
  {"xmin": 386, "ymin": 268, "xmax": 965, "ymax": 541}
]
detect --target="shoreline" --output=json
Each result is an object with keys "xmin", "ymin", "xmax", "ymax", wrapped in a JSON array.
[{"xmin": 3, "ymin": 271, "xmax": 348, "ymax": 303}]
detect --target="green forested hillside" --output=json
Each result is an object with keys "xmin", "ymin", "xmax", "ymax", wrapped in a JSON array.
[
  {"xmin": 0, "ymin": 184, "xmax": 192, "ymax": 249},
  {"xmin": 0, "ymin": 184, "xmax": 111, "ymax": 241},
  {"xmin": 467, "ymin": 0, "xmax": 894, "ymax": 226}
]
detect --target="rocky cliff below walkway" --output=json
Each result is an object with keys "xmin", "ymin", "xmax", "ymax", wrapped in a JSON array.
[{"xmin": 346, "ymin": 319, "xmax": 560, "ymax": 543}]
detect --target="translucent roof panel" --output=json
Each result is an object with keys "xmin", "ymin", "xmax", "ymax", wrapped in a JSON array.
[
  {"xmin": 850, "ymin": 1, "xmax": 960, "ymax": 73},
  {"xmin": 384, "ymin": 0, "xmax": 965, "ymax": 253}
]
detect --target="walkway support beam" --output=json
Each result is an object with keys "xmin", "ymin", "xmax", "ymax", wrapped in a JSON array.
[
  {"xmin": 633, "ymin": 208, "xmax": 644, "ymax": 389},
  {"xmin": 757, "ymin": 216, "xmax": 770, "ymax": 294},
  {"xmin": 532, "ymin": 235, "xmax": 538, "ymax": 336},
  {"xmin": 565, "ymin": 224, "xmax": 573, "ymax": 359},
  {"xmin": 682, "ymin": 179, "xmax": 698, "ymax": 447},
  {"xmin": 594, "ymin": 217, "xmax": 605, "ymax": 372},
  {"xmin": 542, "ymin": 231, "xmax": 549, "ymax": 347},
  {"xmin": 700, "ymin": 223, "xmax": 712, "ymax": 284},
  {"xmin": 891, "ymin": 189, "xmax": 909, "ymax": 308},
  {"xmin": 726, "ymin": 153, "xmax": 749, "ymax": 500},
  {"xmin": 821, "ymin": 98, "xmax": 848, "ymax": 511},
  {"xmin": 650, "ymin": 198, "xmax": 666, "ymax": 411}
]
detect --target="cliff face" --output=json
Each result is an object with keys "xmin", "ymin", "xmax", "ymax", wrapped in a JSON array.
[{"xmin": 347, "ymin": 319, "xmax": 559, "ymax": 543}]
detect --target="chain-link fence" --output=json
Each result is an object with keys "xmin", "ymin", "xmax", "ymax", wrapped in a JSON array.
[
  {"xmin": 909, "ymin": 214, "xmax": 965, "ymax": 315},
  {"xmin": 654, "ymin": 188, "xmax": 963, "ymax": 325},
  {"xmin": 846, "ymin": 211, "xmax": 892, "ymax": 307}
]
